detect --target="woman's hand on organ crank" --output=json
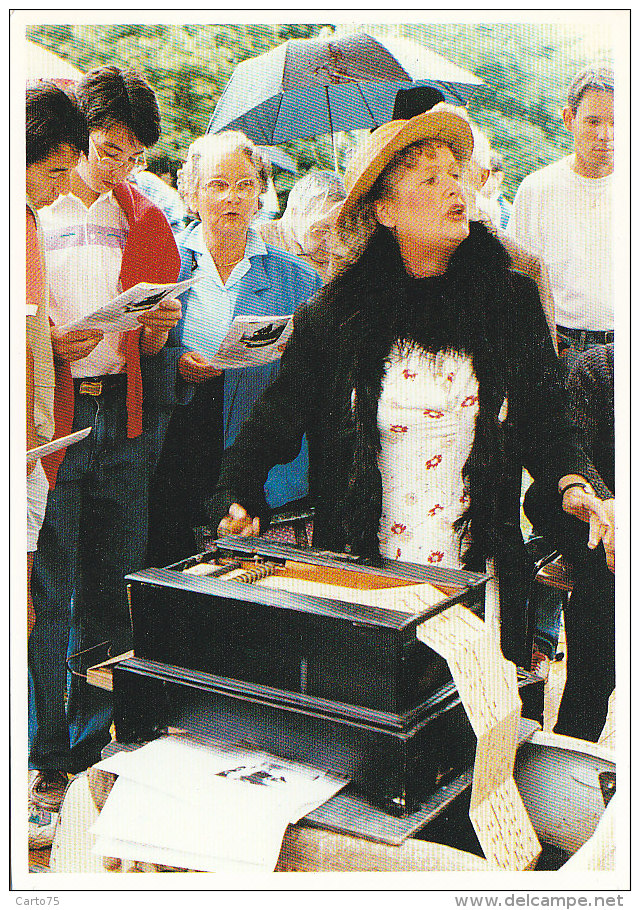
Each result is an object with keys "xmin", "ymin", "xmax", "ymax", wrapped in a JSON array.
[
  {"xmin": 562, "ymin": 485, "xmax": 615, "ymax": 573},
  {"xmin": 217, "ymin": 503, "xmax": 260, "ymax": 538},
  {"xmin": 51, "ymin": 326, "xmax": 104, "ymax": 362},
  {"xmin": 178, "ymin": 350, "xmax": 223, "ymax": 382}
]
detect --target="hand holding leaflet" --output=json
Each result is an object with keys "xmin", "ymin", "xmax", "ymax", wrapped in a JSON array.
[
  {"xmin": 207, "ymin": 314, "xmax": 294, "ymax": 370},
  {"xmin": 59, "ymin": 276, "xmax": 201, "ymax": 334}
]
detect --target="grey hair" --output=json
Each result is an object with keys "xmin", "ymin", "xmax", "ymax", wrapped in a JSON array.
[
  {"xmin": 284, "ymin": 170, "xmax": 346, "ymax": 219},
  {"xmin": 335, "ymin": 140, "xmax": 445, "ymax": 273},
  {"xmin": 177, "ymin": 131, "xmax": 271, "ymax": 217},
  {"xmin": 567, "ymin": 65, "xmax": 614, "ymax": 115}
]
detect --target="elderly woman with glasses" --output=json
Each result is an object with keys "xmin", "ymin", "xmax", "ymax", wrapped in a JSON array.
[
  {"xmin": 146, "ymin": 131, "xmax": 322, "ymax": 565},
  {"xmin": 210, "ymin": 108, "xmax": 614, "ymax": 669}
]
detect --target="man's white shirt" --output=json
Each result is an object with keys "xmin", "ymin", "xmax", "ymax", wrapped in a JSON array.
[
  {"xmin": 507, "ymin": 155, "xmax": 613, "ymax": 331},
  {"xmin": 40, "ymin": 191, "xmax": 129, "ymax": 378}
]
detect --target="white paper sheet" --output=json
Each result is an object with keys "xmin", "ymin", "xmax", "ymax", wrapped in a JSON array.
[
  {"xmin": 208, "ymin": 313, "xmax": 293, "ymax": 369},
  {"xmin": 26, "ymin": 426, "xmax": 91, "ymax": 464},
  {"xmin": 91, "ymin": 775, "xmax": 290, "ymax": 870},
  {"xmin": 60, "ymin": 275, "xmax": 201, "ymax": 333},
  {"xmin": 92, "ymin": 831, "xmax": 276, "ymax": 874},
  {"xmin": 91, "ymin": 734, "xmax": 348, "ymax": 872}
]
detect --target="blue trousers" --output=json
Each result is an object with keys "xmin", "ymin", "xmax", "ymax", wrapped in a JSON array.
[{"xmin": 29, "ymin": 380, "xmax": 149, "ymax": 773}]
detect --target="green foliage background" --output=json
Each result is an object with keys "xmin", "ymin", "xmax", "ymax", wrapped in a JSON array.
[{"xmin": 26, "ymin": 21, "xmax": 612, "ymax": 205}]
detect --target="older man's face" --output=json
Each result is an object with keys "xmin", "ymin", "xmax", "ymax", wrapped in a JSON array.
[{"xmin": 300, "ymin": 202, "xmax": 342, "ymax": 264}]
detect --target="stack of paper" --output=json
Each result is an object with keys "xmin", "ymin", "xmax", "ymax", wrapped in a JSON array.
[{"xmin": 90, "ymin": 733, "xmax": 349, "ymax": 872}]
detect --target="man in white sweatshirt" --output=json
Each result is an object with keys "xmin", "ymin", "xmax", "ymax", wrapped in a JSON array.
[{"xmin": 508, "ymin": 65, "xmax": 614, "ymax": 371}]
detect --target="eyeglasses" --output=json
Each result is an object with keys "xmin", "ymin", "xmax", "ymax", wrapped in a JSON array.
[
  {"xmin": 203, "ymin": 177, "xmax": 260, "ymax": 201},
  {"xmin": 89, "ymin": 136, "xmax": 146, "ymax": 176}
]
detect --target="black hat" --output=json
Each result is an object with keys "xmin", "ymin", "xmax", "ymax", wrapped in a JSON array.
[{"xmin": 392, "ymin": 85, "xmax": 446, "ymax": 120}]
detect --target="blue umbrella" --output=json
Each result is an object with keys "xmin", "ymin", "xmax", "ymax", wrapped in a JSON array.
[
  {"xmin": 256, "ymin": 145, "xmax": 298, "ymax": 173},
  {"xmin": 208, "ymin": 33, "xmax": 483, "ymax": 147}
]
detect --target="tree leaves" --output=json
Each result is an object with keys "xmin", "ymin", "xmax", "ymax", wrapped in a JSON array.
[{"xmin": 26, "ymin": 21, "xmax": 610, "ymax": 205}]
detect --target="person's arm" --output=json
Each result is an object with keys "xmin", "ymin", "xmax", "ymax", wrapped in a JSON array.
[
  {"xmin": 209, "ymin": 297, "xmax": 326, "ymax": 533},
  {"xmin": 138, "ymin": 298, "xmax": 183, "ymax": 356},
  {"xmin": 513, "ymin": 278, "xmax": 613, "ymax": 568},
  {"xmin": 50, "ymin": 326, "xmax": 104, "ymax": 361},
  {"xmin": 505, "ymin": 177, "xmax": 537, "ymax": 252}
]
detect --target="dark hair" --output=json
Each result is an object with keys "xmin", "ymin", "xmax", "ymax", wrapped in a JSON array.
[
  {"xmin": 26, "ymin": 81, "xmax": 89, "ymax": 166},
  {"xmin": 76, "ymin": 66, "xmax": 161, "ymax": 148},
  {"xmin": 567, "ymin": 65, "xmax": 614, "ymax": 115}
]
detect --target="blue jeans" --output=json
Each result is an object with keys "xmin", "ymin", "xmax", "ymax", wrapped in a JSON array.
[{"xmin": 29, "ymin": 380, "xmax": 149, "ymax": 773}]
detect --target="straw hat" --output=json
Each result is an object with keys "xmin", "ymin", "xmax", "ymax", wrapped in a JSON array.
[{"xmin": 338, "ymin": 107, "xmax": 474, "ymax": 225}]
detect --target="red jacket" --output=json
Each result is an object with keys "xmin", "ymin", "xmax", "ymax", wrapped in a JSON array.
[{"xmin": 42, "ymin": 182, "xmax": 180, "ymax": 487}]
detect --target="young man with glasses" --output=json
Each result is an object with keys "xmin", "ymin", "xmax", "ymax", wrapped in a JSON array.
[{"xmin": 28, "ymin": 66, "xmax": 182, "ymax": 827}]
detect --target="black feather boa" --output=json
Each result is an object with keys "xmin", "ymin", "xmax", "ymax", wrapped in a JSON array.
[{"xmin": 327, "ymin": 221, "xmax": 522, "ymax": 567}]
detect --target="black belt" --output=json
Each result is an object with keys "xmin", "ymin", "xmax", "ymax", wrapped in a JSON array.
[
  {"xmin": 74, "ymin": 374, "xmax": 127, "ymax": 397},
  {"xmin": 557, "ymin": 326, "xmax": 614, "ymax": 345}
]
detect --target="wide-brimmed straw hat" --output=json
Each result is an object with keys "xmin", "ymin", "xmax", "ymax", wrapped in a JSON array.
[{"xmin": 338, "ymin": 107, "xmax": 474, "ymax": 226}]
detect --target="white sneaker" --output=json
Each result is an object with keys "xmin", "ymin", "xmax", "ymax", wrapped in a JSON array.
[{"xmin": 531, "ymin": 647, "xmax": 551, "ymax": 682}]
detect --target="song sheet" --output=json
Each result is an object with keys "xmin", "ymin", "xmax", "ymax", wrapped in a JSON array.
[
  {"xmin": 417, "ymin": 603, "xmax": 541, "ymax": 870},
  {"xmin": 208, "ymin": 313, "xmax": 293, "ymax": 369},
  {"xmin": 26, "ymin": 426, "xmax": 91, "ymax": 464},
  {"xmin": 60, "ymin": 275, "xmax": 201, "ymax": 333},
  {"xmin": 91, "ymin": 733, "xmax": 348, "ymax": 872}
]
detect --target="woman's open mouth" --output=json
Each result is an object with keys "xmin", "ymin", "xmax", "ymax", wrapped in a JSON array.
[{"xmin": 447, "ymin": 203, "xmax": 467, "ymax": 220}]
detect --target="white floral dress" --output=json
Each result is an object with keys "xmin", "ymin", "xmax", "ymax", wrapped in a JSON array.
[{"xmin": 377, "ymin": 344, "xmax": 479, "ymax": 568}]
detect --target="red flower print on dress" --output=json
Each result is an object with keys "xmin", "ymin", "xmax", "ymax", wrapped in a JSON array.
[
  {"xmin": 395, "ymin": 548, "xmax": 402, "ymax": 560},
  {"xmin": 390, "ymin": 522, "xmax": 406, "ymax": 535},
  {"xmin": 390, "ymin": 424, "xmax": 408, "ymax": 433},
  {"xmin": 428, "ymin": 551, "xmax": 444, "ymax": 563},
  {"xmin": 428, "ymin": 503, "xmax": 444, "ymax": 516},
  {"xmin": 446, "ymin": 372, "xmax": 455, "ymax": 382},
  {"xmin": 425, "ymin": 454, "xmax": 442, "ymax": 470},
  {"xmin": 461, "ymin": 395, "xmax": 478, "ymax": 408},
  {"xmin": 402, "ymin": 368, "xmax": 417, "ymax": 380},
  {"xmin": 423, "ymin": 408, "xmax": 444, "ymax": 419}
]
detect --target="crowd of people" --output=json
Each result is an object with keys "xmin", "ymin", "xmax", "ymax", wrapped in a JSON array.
[{"xmin": 25, "ymin": 60, "xmax": 615, "ymax": 850}]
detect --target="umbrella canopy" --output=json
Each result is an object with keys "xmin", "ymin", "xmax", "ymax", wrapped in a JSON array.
[
  {"xmin": 256, "ymin": 146, "xmax": 298, "ymax": 173},
  {"xmin": 24, "ymin": 40, "xmax": 84, "ymax": 84},
  {"xmin": 208, "ymin": 32, "xmax": 483, "ymax": 144}
]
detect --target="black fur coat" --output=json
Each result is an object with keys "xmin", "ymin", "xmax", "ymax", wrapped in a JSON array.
[{"xmin": 211, "ymin": 222, "xmax": 585, "ymax": 661}]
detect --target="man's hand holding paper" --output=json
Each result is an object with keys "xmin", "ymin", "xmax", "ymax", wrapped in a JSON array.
[{"xmin": 138, "ymin": 298, "xmax": 182, "ymax": 356}]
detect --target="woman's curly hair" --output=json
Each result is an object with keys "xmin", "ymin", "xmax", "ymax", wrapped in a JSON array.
[
  {"xmin": 334, "ymin": 139, "xmax": 444, "ymax": 276},
  {"xmin": 177, "ymin": 131, "xmax": 271, "ymax": 218}
]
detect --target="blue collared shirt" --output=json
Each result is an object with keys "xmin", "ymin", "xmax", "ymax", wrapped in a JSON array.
[
  {"xmin": 172, "ymin": 221, "xmax": 322, "ymax": 509},
  {"xmin": 180, "ymin": 225, "xmax": 269, "ymax": 360}
]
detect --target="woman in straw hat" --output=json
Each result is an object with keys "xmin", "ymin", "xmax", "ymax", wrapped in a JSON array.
[{"xmin": 208, "ymin": 108, "xmax": 613, "ymax": 666}]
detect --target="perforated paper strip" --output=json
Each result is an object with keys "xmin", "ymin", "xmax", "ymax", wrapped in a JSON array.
[{"xmin": 417, "ymin": 603, "xmax": 541, "ymax": 870}]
